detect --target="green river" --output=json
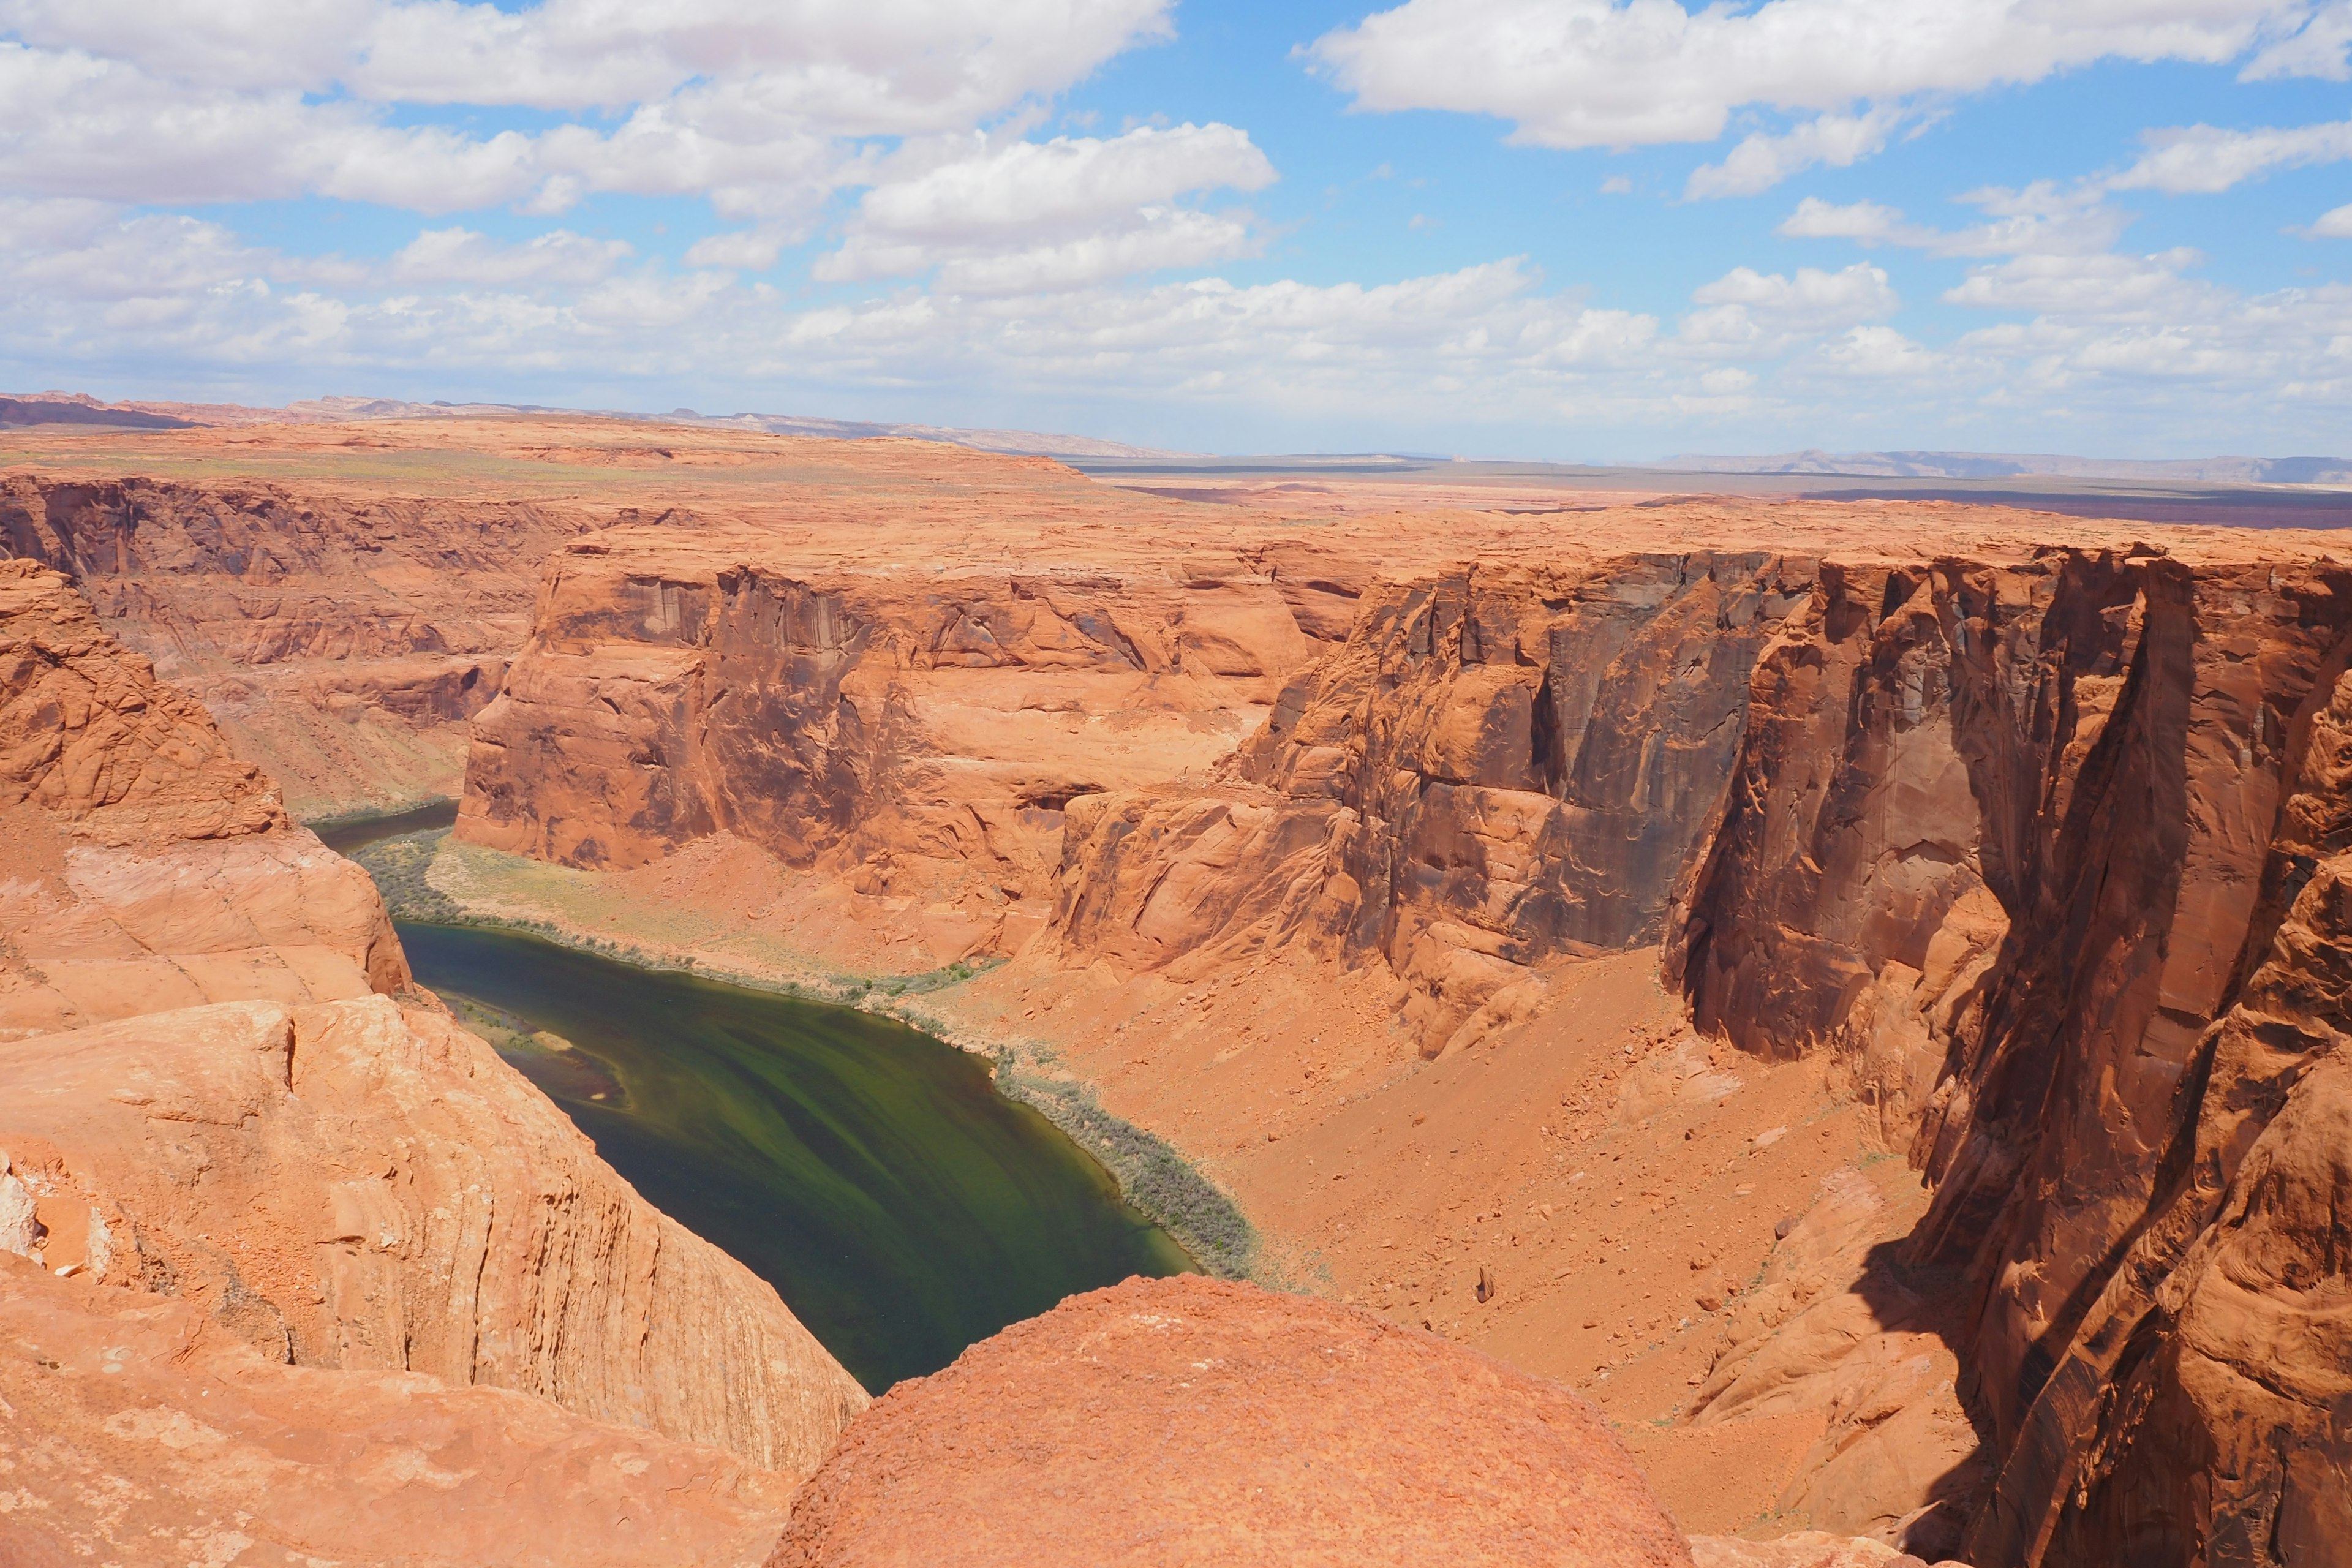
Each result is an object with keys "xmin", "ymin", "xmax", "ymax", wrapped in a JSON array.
[{"xmin": 324, "ymin": 809, "xmax": 1191, "ymax": 1392}]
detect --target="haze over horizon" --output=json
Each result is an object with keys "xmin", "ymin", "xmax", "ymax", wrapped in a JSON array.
[{"xmin": 4, "ymin": 1, "xmax": 2350, "ymax": 461}]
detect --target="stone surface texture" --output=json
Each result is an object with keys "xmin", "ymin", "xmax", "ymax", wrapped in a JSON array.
[
  {"xmin": 0, "ymin": 1251, "xmax": 797, "ymax": 1568},
  {"xmin": 771, "ymin": 1273, "xmax": 1696, "ymax": 1568},
  {"xmin": 1667, "ymin": 549, "xmax": 2352, "ymax": 1564},
  {"xmin": 0, "ymin": 553, "xmax": 864, "ymax": 1561}
]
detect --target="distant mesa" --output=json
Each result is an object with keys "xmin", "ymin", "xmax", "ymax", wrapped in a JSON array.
[
  {"xmin": 0, "ymin": 393, "xmax": 193, "ymax": 430},
  {"xmin": 0, "ymin": 387, "xmax": 1186, "ymax": 461},
  {"xmin": 1649, "ymin": 447, "xmax": 2352, "ymax": 486}
]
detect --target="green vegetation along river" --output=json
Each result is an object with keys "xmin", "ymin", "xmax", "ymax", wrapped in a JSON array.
[{"xmin": 394, "ymin": 922, "xmax": 1193, "ymax": 1391}]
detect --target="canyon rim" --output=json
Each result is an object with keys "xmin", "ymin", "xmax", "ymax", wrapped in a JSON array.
[{"xmin": 1, "ymin": 410, "xmax": 2346, "ymax": 1564}]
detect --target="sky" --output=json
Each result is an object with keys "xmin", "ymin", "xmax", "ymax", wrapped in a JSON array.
[{"xmin": 2, "ymin": 1, "xmax": 2350, "ymax": 460}]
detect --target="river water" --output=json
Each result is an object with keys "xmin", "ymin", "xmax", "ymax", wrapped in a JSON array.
[{"xmin": 321, "ymin": 810, "xmax": 1190, "ymax": 1392}]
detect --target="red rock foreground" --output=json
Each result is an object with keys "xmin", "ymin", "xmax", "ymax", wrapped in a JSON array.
[
  {"xmin": 775, "ymin": 1274, "xmax": 1952, "ymax": 1568},
  {"xmin": 774, "ymin": 1274, "xmax": 1689, "ymax": 1567},
  {"xmin": 0, "ymin": 557, "xmax": 865, "ymax": 1562}
]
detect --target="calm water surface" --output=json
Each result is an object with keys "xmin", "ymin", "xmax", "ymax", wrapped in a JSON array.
[{"xmin": 394, "ymin": 921, "xmax": 1192, "ymax": 1391}]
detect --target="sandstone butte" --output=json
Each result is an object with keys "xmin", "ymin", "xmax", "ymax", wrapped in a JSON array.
[
  {"xmin": 0, "ymin": 555, "xmax": 867, "ymax": 1565},
  {"xmin": 4, "ymin": 413, "xmax": 2350, "ymax": 1566}
]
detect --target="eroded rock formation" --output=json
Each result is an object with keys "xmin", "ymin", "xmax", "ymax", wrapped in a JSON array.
[
  {"xmin": 0, "ymin": 559, "xmax": 863, "ymax": 1560},
  {"xmin": 1668, "ymin": 549, "xmax": 2352, "ymax": 1563},
  {"xmin": 0, "ymin": 472, "xmax": 589, "ymax": 815},
  {"xmin": 772, "ymin": 1273, "xmax": 1698, "ymax": 1567},
  {"xmin": 467, "ymin": 512, "xmax": 2352, "ymax": 1564}
]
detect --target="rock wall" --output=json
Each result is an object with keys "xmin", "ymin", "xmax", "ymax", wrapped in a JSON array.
[
  {"xmin": 459, "ymin": 527, "xmax": 1325, "ymax": 905},
  {"xmin": 0, "ymin": 560, "xmax": 864, "ymax": 1507},
  {"xmin": 1665, "ymin": 548, "xmax": 2352, "ymax": 1565},
  {"xmin": 467, "ymin": 515, "xmax": 2352, "ymax": 1564},
  {"xmin": 0, "ymin": 474, "xmax": 592, "ymax": 815},
  {"xmin": 1049, "ymin": 553, "xmax": 1815, "ymax": 1052}
]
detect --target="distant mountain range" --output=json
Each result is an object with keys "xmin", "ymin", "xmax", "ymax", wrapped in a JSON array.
[
  {"xmin": 0, "ymin": 391, "xmax": 1181, "ymax": 461},
  {"xmin": 1649, "ymin": 448, "xmax": 2352, "ymax": 486}
]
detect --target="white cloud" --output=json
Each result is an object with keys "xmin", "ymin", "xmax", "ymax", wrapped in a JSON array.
[
  {"xmin": 2310, "ymin": 202, "xmax": 2352, "ymax": 236},
  {"xmin": 1685, "ymin": 105, "xmax": 1907, "ymax": 200},
  {"xmin": 0, "ymin": 1, "xmax": 1175, "ymax": 222},
  {"xmin": 2103, "ymin": 117, "xmax": 2352, "ymax": 194},
  {"xmin": 1809, "ymin": 324, "xmax": 1940, "ymax": 377},
  {"xmin": 390, "ymin": 227, "xmax": 633, "ymax": 286},
  {"xmin": 2242, "ymin": 0, "xmax": 2352, "ymax": 78},
  {"xmin": 816, "ymin": 123, "xmax": 1275, "ymax": 294},
  {"xmin": 1679, "ymin": 263, "xmax": 1898, "ymax": 354},
  {"xmin": 1306, "ymin": 0, "xmax": 2321, "ymax": 158},
  {"xmin": 1780, "ymin": 187, "xmax": 2131, "ymax": 258}
]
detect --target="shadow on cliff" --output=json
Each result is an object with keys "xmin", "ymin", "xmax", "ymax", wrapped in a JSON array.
[{"xmin": 1850, "ymin": 1234, "xmax": 1998, "ymax": 1562}]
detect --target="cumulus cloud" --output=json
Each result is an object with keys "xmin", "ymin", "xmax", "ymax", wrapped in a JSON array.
[
  {"xmin": 1780, "ymin": 187, "xmax": 2132, "ymax": 258},
  {"xmin": 816, "ymin": 123, "xmax": 1276, "ymax": 293},
  {"xmin": 0, "ymin": 1, "xmax": 1174, "ymax": 221},
  {"xmin": 2103, "ymin": 117, "xmax": 2352, "ymax": 194},
  {"xmin": 1678, "ymin": 263, "xmax": 1898, "ymax": 353},
  {"xmin": 1308, "ymin": 0, "xmax": 2323, "ymax": 149},
  {"xmin": 2310, "ymin": 202, "xmax": 2352, "ymax": 236},
  {"xmin": 1308, "ymin": 0, "xmax": 2350, "ymax": 192},
  {"xmin": 390, "ymin": 227, "xmax": 633, "ymax": 285},
  {"xmin": 1684, "ymin": 106, "xmax": 1907, "ymax": 200}
]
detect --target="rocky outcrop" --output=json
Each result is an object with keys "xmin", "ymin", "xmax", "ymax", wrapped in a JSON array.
[
  {"xmin": 1667, "ymin": 548, "xmax": 2352, "ymax": 1564},
  {"xmin": 1049, "ymin": 553, "xmax": 1814, "ymax": 1052},
  {"xmin": 458, "ymin": 526, "xmax": 1328, "ymax": 910},
  {"xmin": 0, "ymin": 560, "xmax": 864, "ymax": 1534},
  {"xmin": 0, "ymin": 1251, "xmax": 796, "ymax": 1568},
  {"xmin": 1, "ymin": 992, "xmax": 864, "ymax": 1472},
  {"xmin": 772, "ymin": 1273, "xmax": 1697, "ymax": 1567},
  {"xmin": 0, "ymin": 473, "xmax": 587, "ymax": 815},
  {"xmin": 453, "ymin": 454, "xmax": 2351, "ymax": 1564},
  {"xmin": 1, "ymin": 557, "xmax": 405, "ymax": 1033}
]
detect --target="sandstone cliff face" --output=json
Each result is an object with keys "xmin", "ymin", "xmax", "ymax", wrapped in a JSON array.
[
  {"xmin": 1, "ymin": 558, "xmax": 406, "ymax": 1033},
  {"xmin": 0, "ymin": 1251, "xmax": 797, "ymax": 1568},
  {"xmin": 0, "ymin": 473, "xmax": 588, "ymax": 815},
  {"xmin": 1665, "ymin": 548, "xmax": 2352, "ymax": 1564},
  {"xmin": 1, "ymin": 994, "xmax": 864, "ymax": 1473},
  {"xmin": 459, "ymin": 526, "xmax": 1327, "ymax": 915},
  {"xmin": 0, "ymin": 559, "xmax": 864, "ymax": 1541},
  {"xmin": 1049, "ymin": 553, "xmax": 1814, "ymax": 1052}
]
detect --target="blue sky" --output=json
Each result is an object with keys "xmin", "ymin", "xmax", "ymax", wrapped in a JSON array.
[{"xmin": 2, "ymin": 0, "xmax": 2348, "ymax": 459}]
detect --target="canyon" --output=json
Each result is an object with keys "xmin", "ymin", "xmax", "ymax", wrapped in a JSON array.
[
  {"xmin": 0, "ymin": 553, "xmax": 865, "ymax": 1562},
  {"xmin": 4, "ymin": 413, "xmax": 2348, "ymax": 1565}
]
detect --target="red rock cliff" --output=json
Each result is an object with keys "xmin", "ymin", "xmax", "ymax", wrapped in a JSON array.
[
  {"xmin": 0, "ymin": 560, "xmax": 864, "ymax": 1561},
  {"xmin": 0, "ymin": 472, "xmax": 593, "ymax": 815},
  {"xmin": 1666, "ymin": 548, "xmax": 2352, "ymax": 1564}
]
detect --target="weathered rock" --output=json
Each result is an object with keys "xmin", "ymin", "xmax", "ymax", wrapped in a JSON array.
[
  {"xmin": 0, "ymin": 1251, "xmax": 797, "ymax": 1568},
  {"xmin": 1668, "ymin": 549, "xmax": 2352, "ymax": 1564},
  {"xmin": 0, "ymin": 994, "xmax": 865, "ymax": 1472},
  {"xmin": 1049, "ymin": 554, "xmax": 1814, "ymax": 1052},
  {"xmin": 771, "ymin": 1273, "xmax": 1695, "ymax": 1567},
  {"xmin": 0, "ymin": 473, "xmax": 583, "ymax": 815},
  {"xmin": 0, "ymin": 559, "xmax": 865, "ymax": 1506},
  {"xmin": 1, "ymin": 559, "xmax": 405, "ymax": 1033},
  {"xmin": 458, "ymin": 527, "xmax": 1330, "ymax": 901}
]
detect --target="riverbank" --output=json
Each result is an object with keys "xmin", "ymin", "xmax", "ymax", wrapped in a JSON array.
[{"xmin": 343, "ymin": 823, "xmax": 1264, "ymax": 1283}]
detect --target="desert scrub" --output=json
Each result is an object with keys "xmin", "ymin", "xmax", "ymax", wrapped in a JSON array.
[
  {"xmin": 989, "ymin": 1049, "xmax": 1260, "ymax": 1281},
  {"xmin": 350, "ymin": 829, "xmax": 463, "ymax": 922}
]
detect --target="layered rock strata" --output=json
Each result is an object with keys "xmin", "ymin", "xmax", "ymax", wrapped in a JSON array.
[
  {"xmin": 0, "ymin": 560, "xmax": 864, "ymax": 1558},
  {"xmin": 1666, "ymin": 549, "xmax": 2352, "ymax": 1564},
  {"xmin": 0, "ymin": 1251, "xmax": 797, "ymax": 1568},
  {"xmin": 0, "ymin": 472, "xmax": 589, "ymax": 815},
  {"xmin": 467, "ymin": 514, "xmax": 2352, "ymax": 1565}
]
